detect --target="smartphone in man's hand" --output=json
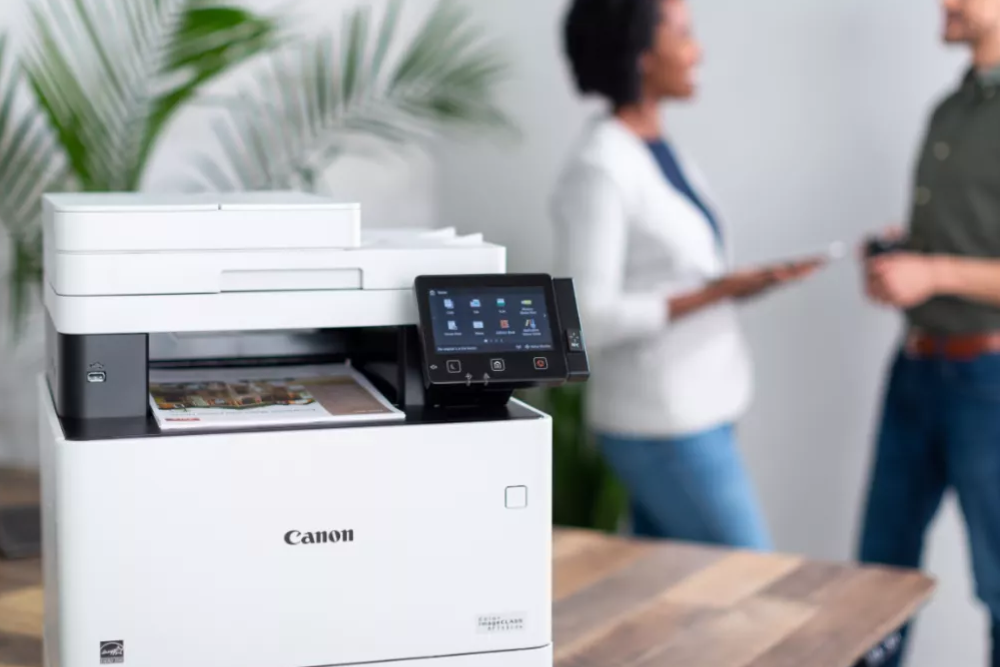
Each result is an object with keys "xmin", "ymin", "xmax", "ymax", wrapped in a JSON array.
[{"xmin": 865, "ymin": 237, "xmax": 908, "ymax": 258}]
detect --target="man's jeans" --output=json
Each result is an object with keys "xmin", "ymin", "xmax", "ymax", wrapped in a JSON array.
[{"xmin": 859, "ymin": 350, "xmax": 1000, "ymax": 667}]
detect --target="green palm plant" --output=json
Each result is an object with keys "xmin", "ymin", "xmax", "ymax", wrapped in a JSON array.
[
  {"xmin": 194, "ymin": 0, "xmax": 513, "ymax": 192},
  {"xmin": 24, "ymin": 0, "xmax": 281, "ymax": 193},
  {"xmin": 0, "ymin": 0, "xmax": 513, "ymax": 329},
  {"xmin": 0, "ymin": 0, "xmax": 282, "ymax": 327},
  {"xmin": 0, "ymin": 34, "xmax": 62, "ymax": 327}
]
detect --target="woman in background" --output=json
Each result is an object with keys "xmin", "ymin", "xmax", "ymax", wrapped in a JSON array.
[{"xmin": 551, "ymin": 0, "xmax": 822, "ymax": 549}]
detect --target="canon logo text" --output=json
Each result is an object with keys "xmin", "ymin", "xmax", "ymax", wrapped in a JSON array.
[{"xmin": 284, "ymin": 529, "xmax": 355, "ymax": 546}]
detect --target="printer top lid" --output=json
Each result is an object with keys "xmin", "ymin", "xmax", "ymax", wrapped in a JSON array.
[
  {"xmin": 43, "ymin": 191, "xmax": 358, "ymax": 212},
  {"xmin": 43, "ymin": 191, "xmax": 361, "ymax": 253}
]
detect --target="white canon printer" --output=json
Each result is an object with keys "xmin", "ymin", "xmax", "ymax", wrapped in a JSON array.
[{"xmin": 38, "ymin": 192, "xmax": 589, "ymax": 667}]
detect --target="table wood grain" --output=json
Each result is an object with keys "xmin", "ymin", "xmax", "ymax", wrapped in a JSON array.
[{"xmin": 0, "ymin": 468, "xmax": 934, "ymax": 667}]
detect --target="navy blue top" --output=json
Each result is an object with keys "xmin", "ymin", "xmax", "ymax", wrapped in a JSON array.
[{"xmin": 646, "ymin": 139, "xmax": 722, "ymax": 244}]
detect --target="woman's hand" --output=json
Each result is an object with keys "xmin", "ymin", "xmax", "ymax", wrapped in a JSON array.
[
  {"xmin": 715, "ymin": 260, "xmax": 824, "ymax": 301},
  {"xmin": 668, "ymin": 260, "xmax": 823, "ymax": 321}
]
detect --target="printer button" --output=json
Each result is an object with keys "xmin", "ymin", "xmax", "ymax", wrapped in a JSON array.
[
  {"xmin": 446, "ymin": 360, "xmax": 462, "ymax": 374},
  {"xmin": 533, "ymin": 357, "xmax": 549, "ymax": 371},
  {"xmin": 565, "ymin": 328, "xmax": 584, "ymax": 352},
  {"xmin": 505, "ymin": 486, "xmax": 528, "ymax": 509}
]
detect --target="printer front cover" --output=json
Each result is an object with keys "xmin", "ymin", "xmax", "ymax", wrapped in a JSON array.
[{"xmin": 52, "ymin": 415, "xmax": 551, "ymax": 667}]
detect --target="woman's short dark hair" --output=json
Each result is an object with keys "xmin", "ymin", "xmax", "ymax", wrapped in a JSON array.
[{"xmin": 563, "ymin": 0, "xmax": 663, "ymax": 108}]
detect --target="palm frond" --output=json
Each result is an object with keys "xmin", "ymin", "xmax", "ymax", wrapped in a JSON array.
[
  {"xmin": 146, "ymin": 2, "xmax": 287, "ymax": 167},
  {"xmin": 195, "ymin": 0, "xmax": 514, "ymax": 192},
  {"xmin": 0, "ymin": 33, "xmax": 64, "ymax": 330},
  {"xmin": 0, "ymin": 0, "xmax": 281, "ymax": 332},
  {"xmin": 389, "ymin": 0, "xmax": 511, "ymax": 130},
  {"xmin": 23, "ymin": 0, "xmax": 282, "ymax": 192},
  {"xmin": 9, "ymin": 229, "xmax": 43, "ymax": 333}
]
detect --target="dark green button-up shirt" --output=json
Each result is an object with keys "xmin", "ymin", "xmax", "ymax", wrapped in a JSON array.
[{"xmin": 906, "ymin": 63, "xmax": 1000, "ymax": 334}]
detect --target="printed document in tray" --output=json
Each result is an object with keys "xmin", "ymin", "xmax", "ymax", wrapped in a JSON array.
[{"xmin": 148, "ymin": 363, "xmax": 404, "ymax": 430}]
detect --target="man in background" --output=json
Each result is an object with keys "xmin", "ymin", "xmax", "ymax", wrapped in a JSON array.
[{"xmin": 859, "ymin": 1, "xmax": 1000, "ymax": 665}]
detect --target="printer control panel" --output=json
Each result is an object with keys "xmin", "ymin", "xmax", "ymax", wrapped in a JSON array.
[{"xmin": 414, "ymin": 274, "xmax": 586, "ymax": 390}]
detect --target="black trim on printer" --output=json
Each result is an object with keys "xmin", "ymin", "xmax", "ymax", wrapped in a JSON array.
[
  {"xmin": 46, "ymin": 313, "xmax": 150, "ymax": 421},
  {"xmin": 553, "ymin": 278, "xmax": 590, "ymax": 383},
  {"xmin": 45, "ymin": 273, "xmax": 590, "ymax": 440},
  {"xmin": 411, "ymin": 274, "xmax": 592, "ymax": 408}
]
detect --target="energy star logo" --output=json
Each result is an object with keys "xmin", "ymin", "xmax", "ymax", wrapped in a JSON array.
[{"xmin": 100, "ymin": 640, "xmax": 124, "ymax": 664}]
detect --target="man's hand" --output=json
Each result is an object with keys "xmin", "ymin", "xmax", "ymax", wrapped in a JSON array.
[{"xmin": 866, "ymin": 253, "xmax": 940, "ymax": 308}]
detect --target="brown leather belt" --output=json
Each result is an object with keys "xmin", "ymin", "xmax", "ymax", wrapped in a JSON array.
[{"xmin": 905, "ymin": 330, "xmax": 1000, "ymax": 361}]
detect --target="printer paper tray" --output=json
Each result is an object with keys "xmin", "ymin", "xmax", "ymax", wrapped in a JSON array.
[
  {"xmin": 56, "ymin": 400, "xmax": 543, "ymax": 442},
  {"xmin": 147, "ymin": 363, "xmax": 405, "ymax": 432}
]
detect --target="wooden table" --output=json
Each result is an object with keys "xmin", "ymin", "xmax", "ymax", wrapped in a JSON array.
[
  {"xmin": 0, "ymin": 468, "xmax": 44, "ymax": 667},
  {"xmin": 0, "ymin": 468, "xmax": 934, "ymax": 667}
]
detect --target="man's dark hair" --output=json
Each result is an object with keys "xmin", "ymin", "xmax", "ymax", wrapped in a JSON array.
[{"xmin": 563, "ymin": 0, "xmax": 664, "ymax": 108}]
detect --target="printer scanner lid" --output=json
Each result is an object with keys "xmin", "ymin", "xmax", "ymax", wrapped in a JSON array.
[{"xmin": 43, "ymin": 192, "xmax": 361, "ymax": 253}]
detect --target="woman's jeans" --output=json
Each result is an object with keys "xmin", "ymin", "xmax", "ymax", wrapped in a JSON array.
[{"xmin": 597, "ymin": 424, "xmax": 772, "ymax": 550}]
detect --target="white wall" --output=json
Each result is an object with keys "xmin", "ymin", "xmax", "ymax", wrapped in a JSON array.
[
  {"xmin": 436, "ymin": 1, "xmax": 982, "ymax": 665},
  {"xmin": 0, "ymin": 0, "xmax": 988, "ymax": 663}
]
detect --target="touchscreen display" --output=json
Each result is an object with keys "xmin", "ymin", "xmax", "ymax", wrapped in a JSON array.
[{"xmin": 427, "ymin": 287, "xmax": 555, "ymax": 355}]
